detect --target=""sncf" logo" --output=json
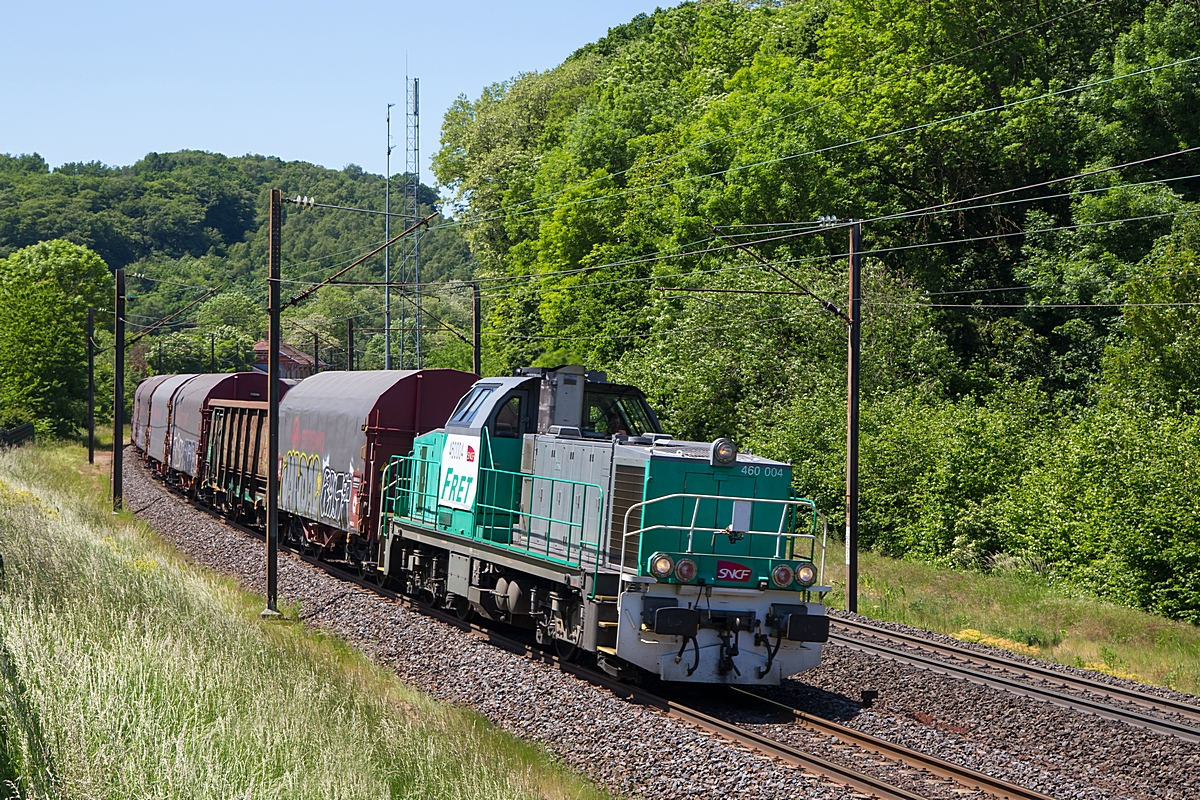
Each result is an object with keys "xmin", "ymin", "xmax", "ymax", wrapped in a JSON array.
[{"xmin": 716, "ymin": 560, "xmax": 753, "ymax": 582}]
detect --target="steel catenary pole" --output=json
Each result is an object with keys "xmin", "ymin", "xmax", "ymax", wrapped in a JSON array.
[
  {"xmin": 112, "ymin": 270, "xmax": 125, "ymax": 511},
  {"xmin": 845, "ymin": 221, "xmax": 862, "ymax": 613},
  {"xmin": 87, "ymin": 305, "xmax": 95, "ymax": 465},
  {"xmin": 472, "ymin": 281, "xmax": 482, "ymax": 375},
  {"xmin": 263, "ymin": 188, "xmax": 282, "ymax": 617}
]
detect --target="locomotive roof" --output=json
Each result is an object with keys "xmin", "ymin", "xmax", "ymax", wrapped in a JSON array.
[{"xmin": 444, "ymin": 374, "xmax": 655, "ymax": 434}]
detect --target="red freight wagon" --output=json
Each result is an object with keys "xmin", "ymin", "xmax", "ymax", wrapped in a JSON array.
[
  {"xmin": 165, "ymin": 372, "xmax": 289, "ymax": 492},
  {"xmin": 273, "ymin": 369, "xmax": 478, "ymax": 560}
]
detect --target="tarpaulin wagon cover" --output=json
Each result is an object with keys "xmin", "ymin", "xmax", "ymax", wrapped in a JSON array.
[
  {"xmin": 132, "ymin": 374, "xmax": 171, "ymax": 451},
  {"xmin": 147, "ymin": 374, "xmax": 197, "ymax": 464}
]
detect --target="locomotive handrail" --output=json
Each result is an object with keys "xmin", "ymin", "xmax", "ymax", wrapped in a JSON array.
[
  {"xmin": 382, "ymin": 452, "xmax": 606, "ymax": 576},
  {"xmin": 619, "ymin": 494, "xmax": 828, "ymax": 583}
]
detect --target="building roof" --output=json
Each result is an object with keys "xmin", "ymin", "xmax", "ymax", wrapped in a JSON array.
[{"xmin": 253, "ymin": 340, "xmax": 322, "ymax": 367}]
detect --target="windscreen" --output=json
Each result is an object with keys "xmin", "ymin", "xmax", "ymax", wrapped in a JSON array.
[
  {"xmin": 448, "ymin": 384, "xmax": 497, "ymax": 426},
  {"xmin": 581, "ymin": 390, "xmax": 661, "ymax": 439}
]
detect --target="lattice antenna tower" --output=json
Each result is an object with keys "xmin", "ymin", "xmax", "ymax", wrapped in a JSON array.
[{"xmin": 398, "ymin": 75, "xmax": 421, "ymax": 368}]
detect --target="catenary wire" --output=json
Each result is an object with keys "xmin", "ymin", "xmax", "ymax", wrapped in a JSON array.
[{"xmin": 430, "ymin": 146, "xmax": 1200, "ymax": 292}]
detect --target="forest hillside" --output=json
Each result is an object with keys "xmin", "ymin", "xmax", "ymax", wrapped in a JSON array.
[{"xmin": 431, "ymin": 0, "xmax": 1200, "ymax": 622}]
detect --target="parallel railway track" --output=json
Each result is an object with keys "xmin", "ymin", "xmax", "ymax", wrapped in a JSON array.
[{"xmin": 829, "ymin": 617, "xmax": 1200, "ymax": 744}]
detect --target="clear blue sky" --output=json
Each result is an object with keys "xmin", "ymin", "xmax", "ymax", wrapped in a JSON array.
[{"xmin": 2, "ymin": 0, "xmax": 668, "ymax": 183}]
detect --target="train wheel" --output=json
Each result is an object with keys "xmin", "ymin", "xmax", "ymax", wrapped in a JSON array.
[
  {"xmin": 554, "ymin": 638, "xmax": 580, "ymax": 663},
  {"xmin": 450, "ymin": 594, "xmax": 475, "ymax": 622}
]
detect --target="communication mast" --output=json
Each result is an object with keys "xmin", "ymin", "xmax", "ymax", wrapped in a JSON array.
[
  {"xmin": 398, "ymin": 76, "xmax": 421, "ymax": 368},
  {"xmin": 384, "ymin": 103, "xmax": 395, "ymax": 370}
]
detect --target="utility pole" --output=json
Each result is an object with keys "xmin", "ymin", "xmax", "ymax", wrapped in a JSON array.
[
  {"xmin": 472, "ymin": 281, "xmax": 482, "ymax": 375},
  {"xmin": 845, "ymin": 221, "xmax": 862, "ymax": 614},
  {"xmin": 346, "ymin": 317, "xmax": 354, "ymax": 371},
  {"xmin": 385, "ymin": 103, "xmax": 395, "ymax": 370},
  {"xmin": 157, "ymin": 342, "xmax": 163, "ymax": 373},
  {"xmin": 313, "ymin": 331, "xmax": 319, "ymax": 374},
  {"xmin": 263, "ymin": 188, "xmax": 282, "ymax": 617},
  {"xmin": 210, "ymin": 332, "xmax": 216, "ymax": 372},
  {"xmin": 87, "ymin": 306, "xmax": 95, "ymax": 465},
  {"xmin": 112, "ymin": 270, "xmax": 125, "ymax": 511}
]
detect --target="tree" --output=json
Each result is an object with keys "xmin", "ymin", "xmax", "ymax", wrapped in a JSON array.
[
  {"xmin": 149, "ymin": 326, "xmax": 255, "ymax": 374},
  {"xmin": 0, "ymin": 239, "xmax": 112, "ymax": 329},
  {"xmin": 197, "ymin": 291, "xmax": 267, "ymax": 339},
  {"xmin": 0, "ymin": 278, "xmax": 86, "ymax": 434},
  {"xmin": 0, "ymin": 240, "xmax": 110, "ymax": 434},
  {"xmin": 1101, "ymin": 211, "xmax": 1200, "ymax": 409}
]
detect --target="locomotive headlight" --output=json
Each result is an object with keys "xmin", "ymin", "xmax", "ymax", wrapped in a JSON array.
[
  {"xmin": 674, "ymin": 558, "xmax": 698, "ymax": 582},
  {"xmin": 710, "ymin": 437, "xmax": 738, "ymax": 466},
  {"xmin": 650, "ymin": 554, "xmax": 675, "ymax": 580},
  {"xmin": 795, "ymin": 563, "xmax": 818, "ymax": 587},
  {"xmin": 771, "ymin": 564, "xmax": 794, "ymax": 588}
]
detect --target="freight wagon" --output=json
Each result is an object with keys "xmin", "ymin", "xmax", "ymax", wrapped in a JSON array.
[{"xmin": 202, "ymin": 369, "xmax": 478, "ymax": 559}]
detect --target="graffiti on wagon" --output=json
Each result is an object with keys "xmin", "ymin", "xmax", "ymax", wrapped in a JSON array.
[{"xmin": 280, "ymin": 449, "xmax": 360, "ymax": 530}]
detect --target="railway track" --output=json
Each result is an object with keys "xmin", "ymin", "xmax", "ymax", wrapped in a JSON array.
[
  {"xmin": 727, "ymin": 687, "xmax": 1055, "ymax": 800},
  {"xmin": 829, "ymin": 616, "xmax": 1200, "ymax": 744},
  {"xmin": 180, "ymin": 494, "xmax": 1054, "ymax": 800}
]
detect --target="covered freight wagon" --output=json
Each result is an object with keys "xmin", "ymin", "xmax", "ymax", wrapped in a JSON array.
[
  {"xmin": 167, "ymin": 372, "xmax": 285, "ymax": 489},
  {"xmin": 276, "ymin": 369, "xmax": 478, "ymax": 550},
  {"xmin": 131, "ymin": 374, "xmax": 171, "ymax": 452},
  {"xmin": 146, "ymin": 374, "xmax": 198, "ymax": 465}
]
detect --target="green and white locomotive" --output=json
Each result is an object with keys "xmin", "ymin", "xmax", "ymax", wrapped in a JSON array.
[{"xmin": 377, "ymin": 365, "xmax": 831, "ymax": 685}]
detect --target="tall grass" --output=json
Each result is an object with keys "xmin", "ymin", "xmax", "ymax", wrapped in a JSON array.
[{"xmin": 0, "ymin": 445, "xmax": 605, "ymax": 800}]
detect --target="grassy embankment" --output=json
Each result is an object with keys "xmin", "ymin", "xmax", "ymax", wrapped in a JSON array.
[
  {"xmin": 0, "ymin": 441, "xmax": 607, "ymax": 800},
  {"xmin": 822, "ymin": 548, "xmax": 1200, "ymax": 693}
]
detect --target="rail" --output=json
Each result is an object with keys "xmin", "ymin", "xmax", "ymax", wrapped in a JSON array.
[{"xmin": 619, "ymin": 494, "xmax": 828, "ymax": 582}]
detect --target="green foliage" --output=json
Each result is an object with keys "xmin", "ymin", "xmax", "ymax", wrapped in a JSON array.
[
  {"xmin": 0, "ymin": 239, "xmax": 112, "ymax": 328},
  {"xmin": 1101, "ymin": 213, "xmax": 1200, "ymax": 409},
  {"xmin": 434, "ymin": 0, "xmax": 1200, "ymax": 622},
  {"xmin": 0, "ymin": 278, "xmax": 86, "ymax": 433},
  {"xmin": 146, "ymin": 326, "xmax": 256, "ymax": 375},
  {"xmin": 196, "ymin": 291, "xmax": 266, "ymax": 339},
  {"xmin": 998, "ymin": 404, "xmax": 1200, "ymax": 622},
  {"xmin": 0, "ymin": 241, "xmax": 111, "ymax": 434}
]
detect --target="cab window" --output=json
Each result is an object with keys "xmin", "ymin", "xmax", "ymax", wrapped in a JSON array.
[
  {"xmin": 581, "ymin": 392, "xmax": 659, "ymax": 438},
  {"xmin": 492, "ymin": 395, "xmax": 522, "ymax": 438}
]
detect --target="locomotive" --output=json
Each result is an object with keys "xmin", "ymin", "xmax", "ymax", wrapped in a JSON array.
[{"xmin": 133, "ymin": 365, "xmax": 830, "ymax": 685}]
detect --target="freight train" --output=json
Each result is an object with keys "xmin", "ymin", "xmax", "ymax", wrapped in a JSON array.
[{"xmin": 133, "ymin": 365, "xmax": 831, "ymax": 685}]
